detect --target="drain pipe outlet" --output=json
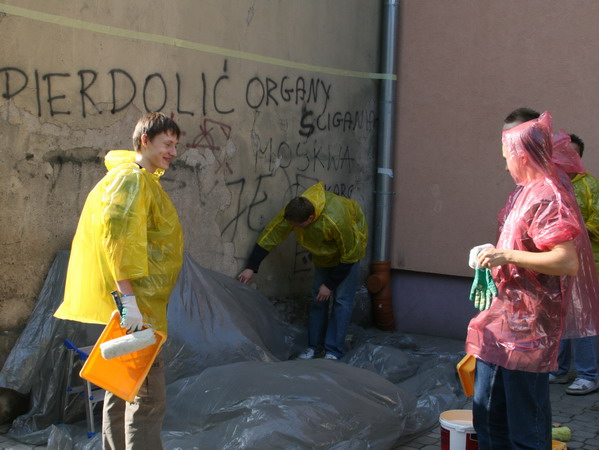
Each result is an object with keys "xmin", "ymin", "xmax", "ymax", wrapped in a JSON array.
[{"xmin": 367, "ymin": 261, "xmax": 395, "ymax": 330}]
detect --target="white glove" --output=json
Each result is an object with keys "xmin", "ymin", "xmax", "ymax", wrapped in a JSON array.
[
  {"xmin": 120, "ymin": 295, "xmax": 144, "ymax": 332},
  {"xmin": 468, "ymin": 243, "xmax": 495, "ymax": 269}
]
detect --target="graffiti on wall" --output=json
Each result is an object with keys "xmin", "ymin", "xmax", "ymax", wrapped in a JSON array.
[
  {"xmin": 0, "ymin": 64, "xmax": 235, "ymax": 118},
  {"xmin": 186, "ymin": 118, "xmax": 234, "ymax": 175},
  {"xmin": 252, "ymin": 137, "xmax": 356, "ymax": 174},
  {"xmin": 1, "ymin": 60, "xmax": 375, "ymax": 275},
  {"xmin": 0, "ymin": 62, "xmax": 375, "ymax": 136}
]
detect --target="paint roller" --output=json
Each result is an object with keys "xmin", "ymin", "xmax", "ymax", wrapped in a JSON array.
[{"xmin": 99, "ymin": 291, "xmax": 157, "ymax": 360}]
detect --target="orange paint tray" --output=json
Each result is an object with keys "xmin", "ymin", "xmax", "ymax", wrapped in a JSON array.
[
  {"xmin": 80, "ymin": 310, "xmax": 165, "ymax": 402},
  {"xmin": 456, "ymin": 353, "xmax": 476, "ymax": 397}
]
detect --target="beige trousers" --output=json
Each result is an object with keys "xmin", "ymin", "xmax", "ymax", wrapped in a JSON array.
[{"xmin": 102, "ymin": 354, "xmax": 166, "ymax": 450}]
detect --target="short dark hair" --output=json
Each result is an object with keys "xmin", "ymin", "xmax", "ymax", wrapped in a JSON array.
[
  {"xmin": 132, "ymin": 112, "xmax": 181, "ymax": 151},
  {"xmin": 504, "ymin": 107, "xmax": 540, "ymax": 124},
  {"xmin": 569, "ymin": 133, "xmax": 585, "ymax": 157},
  {"xmin": 284, "ymin": 197, "xmax": 314, "ymax": 223}
]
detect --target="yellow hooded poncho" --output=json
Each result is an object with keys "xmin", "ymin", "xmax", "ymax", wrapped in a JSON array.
[
  {"xmin": 54, "ymin": 150, "xmax": 184, "ymax": 333},
  {"xmin": 257, "ymin": 182, "xmax": 367, "ymax": 267},
  {"xmin": 572, "ymin": 172, "xmax": 599, "ymax": 272}
]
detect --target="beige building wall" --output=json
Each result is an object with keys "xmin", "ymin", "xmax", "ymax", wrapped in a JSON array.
[
  {"xmin": 0, "ymin": 1, "xmax": 382, "ymax": 365},
  {"xmin": 392, "ymin": 0, "xmax": 599, "ymax": 277}
]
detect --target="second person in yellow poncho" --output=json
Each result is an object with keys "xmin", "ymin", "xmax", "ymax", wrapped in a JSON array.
[{"xmin": 238, "ymin": 182, "xmax": 367, "ymax": 360}]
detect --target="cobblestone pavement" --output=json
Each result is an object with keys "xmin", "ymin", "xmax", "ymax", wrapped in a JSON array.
[{"xmin": 1, "ymin": 374, "xmax": 597, "ymax": 449}]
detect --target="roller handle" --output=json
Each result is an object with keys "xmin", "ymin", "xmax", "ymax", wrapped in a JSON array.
[
  {"xmin": 111, "ymin": 290, "xmax": 150, "ymax": 331},
  {"xmin": 111, "ymin": 290, "xmax": 124, "ymax": 317}
]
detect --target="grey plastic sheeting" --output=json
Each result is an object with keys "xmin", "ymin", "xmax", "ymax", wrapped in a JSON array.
[{"xmin": 0, "ymin": 251, "xmax": 467, "ymax": 449}]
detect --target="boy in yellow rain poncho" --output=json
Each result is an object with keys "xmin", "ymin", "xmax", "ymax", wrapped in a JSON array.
[
  {"xmin": 54, "ymin": 112, "xmax": 183, "ymax": 450},
  {"xmin": 237, "ymin": 182, "xmax": 367, "ymax": 361}
]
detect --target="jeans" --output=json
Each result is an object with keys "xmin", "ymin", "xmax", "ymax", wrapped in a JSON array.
[
  {"xmin": 473, "ymin": 359, "xmax": 551, "ymax": 450},
  {"xmin": 553, "ymin": 336, "xmax": 598, "ymax": 381},
  {"xmin": 308, "ymin": 262, "xmax": 360, "ymax": 358}
]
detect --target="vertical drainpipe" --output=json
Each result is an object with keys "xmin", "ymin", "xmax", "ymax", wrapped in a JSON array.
[{"xmin": 367, "ymin": 0, "xmax": 398, "ymax": 331}]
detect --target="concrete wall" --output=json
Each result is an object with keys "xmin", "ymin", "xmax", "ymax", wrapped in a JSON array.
[
  {"xmin": 390, "ymin": 0, "xmax": 599, "ymax": 339},
  {"xmin": 392, "ymin": 0, "xmax": 599, "ymax": 278},
  {"xmin": 0, "ymin": 1, "xmax": 382, "ymax": 366}
]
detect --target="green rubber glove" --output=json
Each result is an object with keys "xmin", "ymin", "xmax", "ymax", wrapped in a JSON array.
[{"xmin": 469, "ymin": 268, "xmax": 498, "ymax": 311}]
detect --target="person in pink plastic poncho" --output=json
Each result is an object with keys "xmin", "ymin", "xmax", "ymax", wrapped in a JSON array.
[
  {"xmin": 466, "ymin": 111, "xmax": 590, "ymax": 449},
  {"xmin": 494, "ymin": 111, "xmax": 599, "ymax": 344}
]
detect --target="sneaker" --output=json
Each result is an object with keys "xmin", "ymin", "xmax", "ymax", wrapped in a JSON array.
[
  {"xmin": 295, "ymin": 347, "xmax": 315, "ymax": 360},
  {"xmin": 565, "ymin": 378, "xmax": 599, "ymax": 395},
  {"xmin": 324, "ymin": 353, "xmax": 338, "ymax": 360},
  {"xmin": 549, "ymin": 373, "xmax": 570, "ymax": 384}
]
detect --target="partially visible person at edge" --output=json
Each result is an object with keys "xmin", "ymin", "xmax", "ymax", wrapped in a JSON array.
[
  {"xmin": 466, "ymin": 111, "xmax": 587, "ymax": 449},
  {"xmin": 237, "ymin": 182, "xmax": 367, "ymax": 361},
  {"xmin": 549, "ymin": 132, "xmax": 599, "ymax": 395},
  {"xmin": 54, "ymin": 112, "xmax": 184, "ymax": 450}
]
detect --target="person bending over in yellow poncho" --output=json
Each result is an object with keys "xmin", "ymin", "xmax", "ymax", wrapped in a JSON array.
[
  {"xmin": 237, "ymin": 182, "xmax": 367, "ymax": 361},
  {"xmin": 54, "ymin": 112, "xmax": 184, "ymax": 450}
]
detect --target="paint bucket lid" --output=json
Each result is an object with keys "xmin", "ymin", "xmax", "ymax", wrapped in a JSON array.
[
  {"xmin": 439, "ymin": 409, "xmax": 475, "ymax": 433},
  {"xmin": 440, "ymin": 410, "xmax": 477, "ymax": 450}
]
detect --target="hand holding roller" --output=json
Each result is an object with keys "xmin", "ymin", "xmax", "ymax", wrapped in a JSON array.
[
  {"xmin": 120, "ymin": 294, "xmax": 144, "ymax": 332},
  {"xmin": 99, "ymin": 291, "xmax": 157, "ymax": 360}
]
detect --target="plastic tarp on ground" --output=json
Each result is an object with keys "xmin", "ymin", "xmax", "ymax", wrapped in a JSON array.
[{"xmin": 0, "ymin": 251, "xmax": 467, "ymax": 449}]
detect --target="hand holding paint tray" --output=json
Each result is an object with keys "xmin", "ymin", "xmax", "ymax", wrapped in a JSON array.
[{"xmin": 79, "ymin": 308, "xmax": 165, "ymax": 402}]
